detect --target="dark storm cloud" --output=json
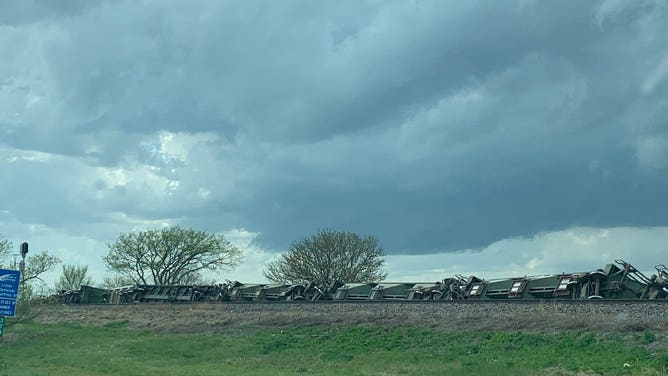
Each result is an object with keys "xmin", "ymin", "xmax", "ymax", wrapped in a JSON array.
[
  {"xmin": 6, "ymin": 2, "xmax": 599, "ymax": 141},
  {"xmin": 2, "ymin": 0, "xmax": 668, "ymax": 254},
  {"xmin": 243, "ymin": 129, "xmax": 668, "ymax": 252}
]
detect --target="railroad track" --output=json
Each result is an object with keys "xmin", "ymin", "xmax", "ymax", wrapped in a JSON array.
[{"xmin": 55, "ymin": 298, "xmax": 668, "ymax": 307}]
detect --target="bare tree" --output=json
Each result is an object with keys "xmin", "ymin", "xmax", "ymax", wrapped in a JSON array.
[
  {"xmin": 55, "ymin": 265, "xmax": 94, "ymax": 291},
  {"xmin": 22, "ymin": 251, "xmax": 61, "ymax": 288},
  {"xmin": 0, "ymin": 234, "xmax": 10, "ymax": 266},
  {"xmin": 263, "ymin": 229, "xmax": 387, "ymax": 285},
  {"xmin": 0, "ymin": 238, "xmax": 60, "ymax": 327},
  {"xmin": 0, "ymin": 236, "xmax": 60, "ymax": 289},
  {"xmin": 99, "ymin": 274, "xmax": 135, "ymax": 289},
  {"xmin": 103, "ymin": 226, "xmax": 243, "ymax": 285}
]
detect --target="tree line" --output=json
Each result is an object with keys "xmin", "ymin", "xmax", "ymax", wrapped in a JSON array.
[{"xmin": 0, "ymin": 227, "xmax": 387, "ymax": 294}]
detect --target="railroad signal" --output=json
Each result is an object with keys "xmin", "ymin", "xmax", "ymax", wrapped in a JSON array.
[{"xmin": 20, "ymin": 242, "xmax": 28, "ymax": 258}]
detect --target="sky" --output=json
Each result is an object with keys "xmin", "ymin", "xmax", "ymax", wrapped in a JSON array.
[{"xmin": 1, "ymin": 0, "xmax": 667, "ymax": 286}]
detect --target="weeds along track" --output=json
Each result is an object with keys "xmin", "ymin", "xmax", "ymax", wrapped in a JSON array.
[{"xmin": 34, "ymin": 300, "xmax": 668, "ymax": 334}]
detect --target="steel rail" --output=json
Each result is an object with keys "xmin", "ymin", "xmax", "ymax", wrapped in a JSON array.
[{"xmin": 56, "ymin": 298, "xmax": 668, "ymax": 308}]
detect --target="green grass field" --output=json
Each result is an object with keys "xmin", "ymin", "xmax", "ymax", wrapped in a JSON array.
[{"xmin": 1, "ymin": 322, "xmax": 667, "ymax": 376}]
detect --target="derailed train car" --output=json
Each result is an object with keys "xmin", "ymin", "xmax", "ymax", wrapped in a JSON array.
[
  {"xmin": 59, "ymin": 259, "xmax": 668, "ymax": 304},
  {"xmin": 463, "ymin": 260, "xmax": 668, "ymax": 300}
]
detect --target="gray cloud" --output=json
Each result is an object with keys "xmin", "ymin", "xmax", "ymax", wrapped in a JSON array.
[{"xmin": 1, "ymin": 0, "xmax": 667, "ymax": 256}]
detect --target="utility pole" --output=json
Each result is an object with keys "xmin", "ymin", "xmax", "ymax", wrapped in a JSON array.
[{"xmin": 19, "ymin": 242, "xmax": 28, "ymax": 289}]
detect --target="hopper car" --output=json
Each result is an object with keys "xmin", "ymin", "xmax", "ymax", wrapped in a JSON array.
[{"xmin": 57, "ymin": 259, "xmax": 668, "ymax": 304}]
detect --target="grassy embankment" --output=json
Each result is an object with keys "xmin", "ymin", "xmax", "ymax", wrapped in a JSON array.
[{"xmin": 1, "ymin": 322, "xmax": 667, "ymax": 376}]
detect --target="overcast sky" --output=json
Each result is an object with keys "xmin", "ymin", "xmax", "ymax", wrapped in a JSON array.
[{"xmin": 1, "ymin": 0, "xmax": 667, "ymax": 285}]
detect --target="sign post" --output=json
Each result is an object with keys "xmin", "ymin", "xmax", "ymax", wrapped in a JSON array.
[{"xmin": 0, "ymin": 268, "xmax": 21, "ymax": 337}]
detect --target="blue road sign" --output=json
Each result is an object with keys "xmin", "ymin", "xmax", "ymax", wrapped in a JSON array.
[
  {"xmin": 0, "ymin": 269, "xmax": 20, "ymax": 317},
  {"xmin": 0, "ymin": 298, "xmax": 16, "ymax": 317}
]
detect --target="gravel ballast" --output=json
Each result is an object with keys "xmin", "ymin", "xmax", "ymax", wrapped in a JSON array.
[{"xmin": 33, "ymin": 301, "xmax": 668, "ymax": 333}]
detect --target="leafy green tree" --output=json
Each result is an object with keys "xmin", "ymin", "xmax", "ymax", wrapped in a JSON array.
[
  {"xmin": 263, "ymin": 229, "xmax": 387, "ymax": 285},
  {"xmin": 103, "ymin": 226, "xmax": 243, "ymax": 285},
  {"xmin": 55, "ymin": 265, "xmax": 94, "ymax": 291}
]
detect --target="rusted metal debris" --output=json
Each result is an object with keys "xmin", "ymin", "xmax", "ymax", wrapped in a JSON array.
[{"xmin": 56, "ymin": 259, "xmax": 668, "ymax": 304}]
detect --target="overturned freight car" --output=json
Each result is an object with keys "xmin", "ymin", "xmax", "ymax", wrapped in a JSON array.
[
  {"xmin": 460, "ymin": 260, "xmax": 668, "ymax": 300},
  {"xmin": 58, "ymin": 259, "xmax": 668, "ymax": 304}
]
